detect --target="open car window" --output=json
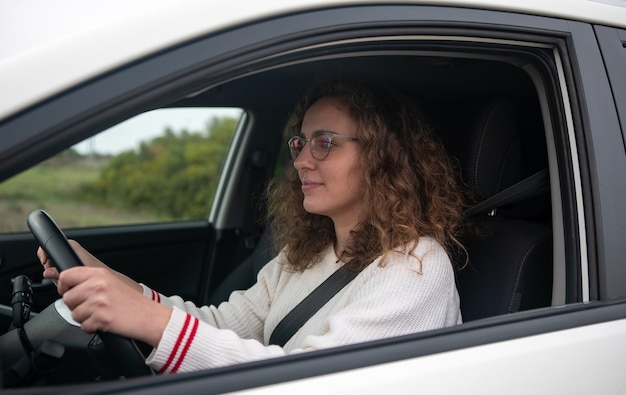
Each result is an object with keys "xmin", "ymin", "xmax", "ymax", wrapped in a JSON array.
[{"xmin": 0, "ymin": 108, "xmax": 243, "ymax": 232}]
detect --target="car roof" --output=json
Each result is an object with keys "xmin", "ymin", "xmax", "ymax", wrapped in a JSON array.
[{"xmin": 1, "ymin": 0, "xmax": 625, "ymax": 121}]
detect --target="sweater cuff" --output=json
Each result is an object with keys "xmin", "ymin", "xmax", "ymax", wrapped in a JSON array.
[
  {"xmin": 140, "ymin": 283, "xmax": 163, "ymax": 304},
  {"xmin": 145, "ymin": 306, "xmax": 199, "ymax": 374}
]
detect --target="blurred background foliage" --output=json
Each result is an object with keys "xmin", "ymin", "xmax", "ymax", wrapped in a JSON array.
[
  {"xmin": 80, "ymin": 116, "xmax": 238, "ymax": 219},
  {"xmin": 0, "ymin": 116, "xmax": 238, "ymax": 232}
]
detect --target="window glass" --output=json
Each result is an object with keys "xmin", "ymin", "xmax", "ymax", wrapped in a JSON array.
[{"xmin": 0, "ymin": 107, "xmax": 243, "ymax": 232}]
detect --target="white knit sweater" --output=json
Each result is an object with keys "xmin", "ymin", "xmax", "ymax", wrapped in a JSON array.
[{"xmin": 142, "ymin": 237, "xmax": 461, "ymax": 373}]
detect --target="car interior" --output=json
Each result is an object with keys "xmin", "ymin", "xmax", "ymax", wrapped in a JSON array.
[
  {"xmin": 198, "ymin": 53, "xmax": 555, "ymax": 320},
  {"xmin": 0, "ymin": 41, "xmax": 564, "ymax": 387}
]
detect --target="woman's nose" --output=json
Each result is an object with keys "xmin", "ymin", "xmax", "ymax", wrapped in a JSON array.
[{"xmin": 293, "ymin": 144, "xmax": 315, "ymax": 170}]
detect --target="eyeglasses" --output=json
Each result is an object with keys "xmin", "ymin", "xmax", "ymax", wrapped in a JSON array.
[{"xmin": 288, "ymin": 131, "xmax": 358, "ymax": 160}]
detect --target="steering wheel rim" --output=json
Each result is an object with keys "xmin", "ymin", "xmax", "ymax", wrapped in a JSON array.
[{"xmin": 27, "ymin": 209, "xmax": 153, "ymax": 379}]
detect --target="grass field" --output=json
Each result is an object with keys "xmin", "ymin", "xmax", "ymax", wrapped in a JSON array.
[{"xmin": 0, "ymin": 161, "xmax": 162, "ymax": 233}]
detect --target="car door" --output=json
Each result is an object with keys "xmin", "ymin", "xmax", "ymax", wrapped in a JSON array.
[
  {"xmin": 103, "ymin": 5, "xmax": 625, "ymax": 394},
  {"xmin": 1, "ymin": 2, "xmax": 626, "ymax": 394}
]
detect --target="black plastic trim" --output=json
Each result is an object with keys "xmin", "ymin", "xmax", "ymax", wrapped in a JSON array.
[{"xmin": 568, "ymin": 23, "xmax": 626, "ymax": 301}]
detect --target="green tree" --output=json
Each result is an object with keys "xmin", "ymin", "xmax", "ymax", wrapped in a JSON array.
[{"xmin": 81, "ymin": 116, "xmax": 238, "ymax": 219}]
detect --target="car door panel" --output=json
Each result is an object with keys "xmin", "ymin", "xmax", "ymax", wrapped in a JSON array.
[
  {"xmin": 237, "ymin": 317, "xmax": 626, "ymax": 395},
  {"xmin": 49, "ymin": 301, "xmax": 626, "ymax": 395},
  {"xmin": 0, "ymin": 221, "xmax": 219, "ymax": 316}
]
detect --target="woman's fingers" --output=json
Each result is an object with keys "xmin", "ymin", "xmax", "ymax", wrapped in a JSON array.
[
  {"xmin": 59, "ymin": 267, "xmax": 121, "ymax": 330},
  {"xmin": 36, "ymin": 246, "xmax": 48, "ymax": 265},
  {"xmin": 43, "ymin": 267, "xmax": 60, "ymax": 282},
  {"xmin": 38, "ymin": 246, "xmax": 60, "ymax": 284},
  {"xmin": 57, "ymin": 266, "xmax": 171, "ymax": 345},
  {"xmin": 37, "ymin": 239, "xmax": 106, "ymax": 269},
  {"xmin": 35, "ymin": 241, "xmax": 163, "ymax": 342},
  {"xmin": 38, "ymin": 239, "xmax": 110, "ymax": 286}
]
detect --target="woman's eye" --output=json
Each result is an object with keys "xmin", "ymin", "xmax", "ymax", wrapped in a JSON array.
[{"xmin": 315, "ymin": 136, "xmax": 332, "ymax": 148}]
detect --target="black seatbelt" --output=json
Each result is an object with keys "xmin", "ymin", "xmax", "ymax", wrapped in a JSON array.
[
  {"xmin": 464, "ymin": 168, "xmax": 550, "ymax": 218},
  {"xmin": 269, "ymin": 264, "xmax": 358, "ymax": 347}
]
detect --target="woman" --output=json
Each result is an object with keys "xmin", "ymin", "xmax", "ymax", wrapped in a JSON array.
[{"xmin": 39, "ymin": 80, "xmax": 467, "ymax": 373}]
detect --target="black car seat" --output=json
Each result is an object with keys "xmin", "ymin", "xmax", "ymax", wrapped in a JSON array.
[
  {"xmin": 430, "ymin": 96, "xmax": 553, "ymax": 321},
  {"xmin": 208, "ymin": 229, "xmax": 273, "ymax": 305}
]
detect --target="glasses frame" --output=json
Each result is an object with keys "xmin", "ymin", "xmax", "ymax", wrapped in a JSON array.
[{"xmin": 288, "ymin": 131, "xmax": 358, "ymax": 160}]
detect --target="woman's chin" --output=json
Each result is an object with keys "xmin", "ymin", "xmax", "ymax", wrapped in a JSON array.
[{"xmin": 302, "ymin": 201, "xmax": 324, "ymax": 216}]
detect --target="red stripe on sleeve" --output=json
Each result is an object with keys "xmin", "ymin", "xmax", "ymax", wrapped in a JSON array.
[
  {"xmin": 170, "ymin": 316, "xmax": 199, "ymax": 373},
  {"xmin": 150, "ymin": 289, "xmax": 161, "ymax": 303},
  {"xmin": 159, "ymin": 313, "xmax": 192, "ymax": 374}
]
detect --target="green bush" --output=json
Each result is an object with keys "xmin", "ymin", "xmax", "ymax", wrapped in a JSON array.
[{"xmin": 81, "ymin": 117, "xmax": 238, "ymax": 219}]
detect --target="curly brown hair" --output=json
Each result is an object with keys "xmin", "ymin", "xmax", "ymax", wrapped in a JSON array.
[{"xmin": 266, "ymin": 80, "xmax": 467, "ymax": 272}]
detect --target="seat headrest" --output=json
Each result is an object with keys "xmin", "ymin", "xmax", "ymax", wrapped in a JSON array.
[{"xmin": 430, "ymin": 97, "xmax": 522, "ymax": 199}]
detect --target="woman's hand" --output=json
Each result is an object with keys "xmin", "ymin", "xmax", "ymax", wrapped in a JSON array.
[
  {"xmin": 38, "ymin": 239, "xmax": 104, "ymax": 284},
  {"xmin": 36, "ymin": 240, "xmax": 168, "ymax": 345},
  {"xmin": 37, "ymin": 239, "xmax": 143, "ymax": 293},
  {"xmin": 57, "ymin": 266, "xmax": 172, "ymax": 347}
]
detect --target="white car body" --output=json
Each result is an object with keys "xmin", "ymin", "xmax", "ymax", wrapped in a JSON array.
[
  {"xmin": 2, "ymin": 0, "xmax": 626, "ymax": 119},
  {"xmin": 239, "ymin": 319, "xmax": 626, "ymax": 394}
]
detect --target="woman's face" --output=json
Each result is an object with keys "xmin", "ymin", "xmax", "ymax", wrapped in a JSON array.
[{"xmin": 294, "ymin": 97, "xmax": 365, "ymax": 228}]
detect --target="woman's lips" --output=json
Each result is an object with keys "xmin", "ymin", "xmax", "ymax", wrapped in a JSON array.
[{"xmin": 301, "ymin": 180, "xmax": 323, "ymax": 191}]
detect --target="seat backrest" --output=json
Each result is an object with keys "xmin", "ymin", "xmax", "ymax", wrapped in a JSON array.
[
  {"xmin": 208, "ymin": 229, "xmax": 273, "ymax": 305},
  {"xmin": 430, "ymin": 96, "xmax": 553, "ymax": 321},
  {"xmin": 433, "ymin": 96, "xmax": 521, "ymax": 200}
]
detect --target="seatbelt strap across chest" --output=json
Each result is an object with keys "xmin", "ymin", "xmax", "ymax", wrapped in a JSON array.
[{"xmin": 269, "ymin": 264, "xmax": 358, "ymax": 347}]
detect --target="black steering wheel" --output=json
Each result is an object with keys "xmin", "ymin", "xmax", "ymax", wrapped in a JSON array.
[{"xmin": 24, "ymin": 210, "xmax": 153, "ymax": 381}]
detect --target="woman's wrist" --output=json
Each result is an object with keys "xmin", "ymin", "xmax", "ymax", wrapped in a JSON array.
[
  {"xmin": 142, "ymin": 303, "xmax": 173, "ymax": 347},
  {"xmin": 114, "ymin": 271, "xmax": 144, "ymax": 294}
]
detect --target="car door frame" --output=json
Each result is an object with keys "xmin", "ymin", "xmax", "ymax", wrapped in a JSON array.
[{"xmin": 1, "ymin": 3, "xmax": 625, "ymax": 394}]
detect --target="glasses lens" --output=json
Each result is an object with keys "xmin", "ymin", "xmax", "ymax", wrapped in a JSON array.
[
  {"xmin": 288, "ymin": 136, "xmax": 304, "ymax": 159},
  {"xmin": 311, "ymin": 134, "xmax": 332, "ymax": 160}
]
